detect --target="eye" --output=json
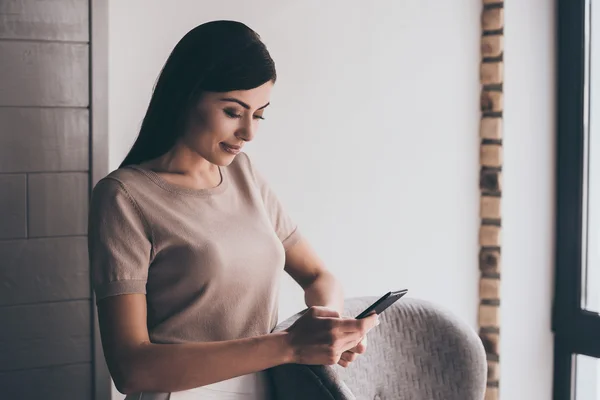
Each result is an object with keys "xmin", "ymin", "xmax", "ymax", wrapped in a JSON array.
[
  {"xmin": 224, "ymin": 109, "xmax": 265, "ymax": 120},
  {"xmin": 224, "ymin": 109, "xmax": 242, "ymax": 119}
]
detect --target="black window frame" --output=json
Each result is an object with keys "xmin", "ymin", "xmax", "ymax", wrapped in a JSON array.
[{"xmin": 553, "ymin": 0, "xmax": 600, "ymax": 398}]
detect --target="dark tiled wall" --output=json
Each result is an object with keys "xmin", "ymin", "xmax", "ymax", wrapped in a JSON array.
[{"xmin": 0, "ymin": 1, "xmax": 93, "ymax": 398}]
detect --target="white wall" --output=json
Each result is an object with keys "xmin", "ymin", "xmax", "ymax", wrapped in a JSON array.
[
  {"xmin": 107, "ymin": 0, "xmax": 486, "ymax": 398},
  {"xmin": 502, "ymin": 0, "xmax": 555, "ymax": 399}
]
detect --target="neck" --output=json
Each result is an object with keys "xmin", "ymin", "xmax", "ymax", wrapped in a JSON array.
[{"xmin": 149, "ymin": 142, "xmax": 218, "ymax": 180}]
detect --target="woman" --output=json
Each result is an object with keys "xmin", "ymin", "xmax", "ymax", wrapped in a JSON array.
[{"xmin": 88, "ymin": 20, "xmax": 379, "ymax": 400}]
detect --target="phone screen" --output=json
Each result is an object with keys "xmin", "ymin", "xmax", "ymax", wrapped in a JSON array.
[{"xmin": 355, "ymin": 289, "xmax": 408, "ymax": 319}]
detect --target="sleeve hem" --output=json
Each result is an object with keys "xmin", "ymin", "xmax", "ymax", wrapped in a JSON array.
[
  {"xmin": 95, "ymin": 279, "xmax": 147, "ymax": 303},
  {"xmin": 282, "ymin": 227, "xmax": 302, "ymax": 252}
]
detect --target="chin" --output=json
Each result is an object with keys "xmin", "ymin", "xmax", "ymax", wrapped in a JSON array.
[{"xmin": 213, "ymin": 153, "xmax": 238, "ymax": 167}]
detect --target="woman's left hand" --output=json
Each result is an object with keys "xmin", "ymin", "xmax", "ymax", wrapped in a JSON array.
[{"xmin": 337, "ymin": 335, "xmax": 367, "ymax": 368}]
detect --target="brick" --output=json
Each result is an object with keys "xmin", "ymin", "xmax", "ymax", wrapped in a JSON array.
[
  {"xmin": 28, "ymin": 173, "xmax": 88, "ymax": 237},
  {"xmin": 480, "ymin": 169, "xmax": 503, "ymax": 193},
  {"xmin": 480, "ymin": 225, "xmax": 501, "ymax": 247},
  {"xmin": 479, "ymin": 304, "xmax": 500, "ymax": 327},
  {"xmin": 480, "ymin": 278, "xmax": 500, "ymax": 300},
  {"xmin": 481, "ymin": 91, "xmax": 503, "ymax": 112},
  {"xmin": 0, "ymin": 108, "xmax": 89, "ymax": 173},
  {"xmin": 0, "ymin": 237, "xmax": 90, "ymax": 306},
  {"xmin": 0, "ymin": 363, "xmax": 91, "ymax": 400},
  {"xmin": 481, "ymin": 117, "xmax": 503, "ymax": 139},
  {"xmin": 0, "ymin": 0, "xmax": 89, "ymax": 41},
  {"xmin": 485, "ymin": 387, "xmax": 499, "ymax": 400},
  {"xmin": 0, "ymin": 41, "xmax": 88, "ymax": 107},
  {"xmin": 482, "ymin": 8, "xmax": 504, "ymax": 31},
  {"xmin": 481, "ymin": 62, "xmax": 503, "ymax": 85},
  {"xmin": 480, "ymin": 331, "xmax": 500, "ymax": 355},
  {"xmin": 480, "ymin": 248, "xmax": 501, "ymax": 274},
  {"xmin": 0, "ymin": 300, "xmax": 91, "ymax": 371},
  {"xmin": 0, "ymin": 174, "xmax": 27, "ymax": 239},
  {"xmin": 481, "ymin": 35, "xmax": 504, "ymax": 58},
  {"xmin": 481, "ymin": 144, "xmax": 503, "ymax": 167},
  {"xmin": 481, "ymin": 196, "xmax": 501, "ymax": 219},
  {"xmin": 488, "ymin": 360, "xmax": 500, "ymax": 381}
]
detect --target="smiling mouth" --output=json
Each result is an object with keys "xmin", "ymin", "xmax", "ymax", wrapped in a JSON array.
[{"xmin": 220, "ymin": 142, "xmax": 242, "ymax": 154}]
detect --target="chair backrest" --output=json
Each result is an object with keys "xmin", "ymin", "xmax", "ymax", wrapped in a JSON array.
[
  {"xmin": 269, "ymin": 296, "xmax": 487, "ymax": 400},
  {"xmin": 335, "ymin": 297, "xmax": 487, "ymax": 400}
]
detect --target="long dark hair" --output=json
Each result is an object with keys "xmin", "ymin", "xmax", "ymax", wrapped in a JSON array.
[{"xmin": 119, "ymin": 20, "xmax": 277, "ymax": 168}]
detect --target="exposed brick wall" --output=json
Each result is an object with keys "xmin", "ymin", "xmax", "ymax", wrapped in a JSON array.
[{"xmin": 479, "ymin": 1, "xmax": 504, "ymax": 399}]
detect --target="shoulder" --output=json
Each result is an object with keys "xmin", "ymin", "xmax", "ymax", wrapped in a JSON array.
[
  {"xmin": 104, "ymin": 166, "xmax": 145, "ymax": 188},
  {"xmin": 230, "ymin": 151, "xmax": 253, "ymax": 171},
  {"xmin": 89, "ymin": 169, "xmax": 151, "ymax": 233},
  {"xmin": 91, "ymin": 167, "xmax": 144, "ymax": 204},
  {"xmin": 227, "ymin": 152, "xmax": 258, "ymax": 181}
]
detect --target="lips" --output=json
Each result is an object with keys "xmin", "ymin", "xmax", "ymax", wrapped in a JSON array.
[{"xmin": 220, "ymin": 142, "xmax": 242, "ymax": 154}]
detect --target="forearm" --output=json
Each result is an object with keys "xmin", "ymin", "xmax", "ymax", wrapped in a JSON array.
[
  {"xmin": 119, "ymin": 332, "xmax": 292, "ymax": 394},
  {"xmin": 304, "ymin": 271, "xmax": 345, "ymax": 315}
]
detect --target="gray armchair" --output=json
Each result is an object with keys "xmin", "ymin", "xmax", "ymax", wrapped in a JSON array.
[{"xmin": 267, "ymin": 297, "xmax": 487, "ymax": 400}]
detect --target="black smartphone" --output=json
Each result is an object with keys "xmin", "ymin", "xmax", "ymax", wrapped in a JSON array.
[{"xmin": 355, "ymin": 289, "xmax": 408, "ymax": 319}]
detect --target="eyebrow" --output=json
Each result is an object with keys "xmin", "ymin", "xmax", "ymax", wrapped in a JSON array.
[{"xmin": 219, "ymin": 97, "xmax": 270, "ymax": 110}]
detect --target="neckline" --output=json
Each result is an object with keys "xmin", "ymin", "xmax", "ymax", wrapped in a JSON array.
[{"xmin": 126, "ymin": 164, "xmax": 229, "ymax": 197}]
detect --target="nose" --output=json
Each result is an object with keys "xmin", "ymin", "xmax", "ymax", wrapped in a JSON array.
[{"xmin": 236, "ymin": 118, "xmax": 256, "ymax": 142}]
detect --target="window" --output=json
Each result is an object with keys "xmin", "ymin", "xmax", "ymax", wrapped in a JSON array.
[{"xmin": 553, "ymin": 0, "xmax": 600, "ymax": 398}]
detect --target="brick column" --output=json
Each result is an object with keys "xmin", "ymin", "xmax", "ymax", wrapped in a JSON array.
[{"xmin": 479, "ymin": 1, "xmax": 503, "ymax": 399}]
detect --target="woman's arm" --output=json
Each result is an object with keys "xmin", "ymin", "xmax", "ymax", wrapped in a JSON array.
[
  {"xmin": 98, "ymin": 294, "xmax": 293, "ymax": 394},
  {"xmin": 284, "ymin": 238, "xmax": 372, "ymax": 368},
  {"xmin": 284, "ymin": 238, "xmax": 345, "ymax": 315}
]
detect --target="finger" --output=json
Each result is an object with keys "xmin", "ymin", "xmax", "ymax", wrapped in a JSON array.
[
  {"xmin": 350, "ymin": 337, "xmax": 368, "ymax": 354},
  {"xmin": 309, "ymin": 306, "xmax": 340, "ymax": 318},
  {"xmin": 337, "ymin": 314, "xmax": 379, "ymax": 333},
  {"xmin": 346, "ymin": 336, "xmax": 364, "ymax": 351},
  {"xmin": 340, "ymin": 351, "xmax": 358, "ymax": 363},
  {"xmin": 338, "ymin": 358, "xmax": 350, "ymax": 368},
  {"xmin": 341, "ymin": 333, "xmax": 365, "ymax": 352},
  {"xmin": 335, "ymin": 319, "xmax": 366, "ymax": 333},
  {"xmin": 363, "ymin": 314, "xmax": 380, "ymax": 332}
]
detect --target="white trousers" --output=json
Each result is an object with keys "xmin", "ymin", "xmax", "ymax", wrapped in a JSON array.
[{"xmin": 124, "ymin": 371, "xmax": 273, "ymax": 400}]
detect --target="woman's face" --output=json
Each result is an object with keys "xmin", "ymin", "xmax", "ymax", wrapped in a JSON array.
[{"xmin": 182, "ymin": 80, "xmax": 274, "ymax": 166}]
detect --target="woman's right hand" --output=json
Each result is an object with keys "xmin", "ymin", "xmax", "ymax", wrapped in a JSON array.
[{"xmin": 283, "ymin": 306, "xmax": 380, "ymax": 366}]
